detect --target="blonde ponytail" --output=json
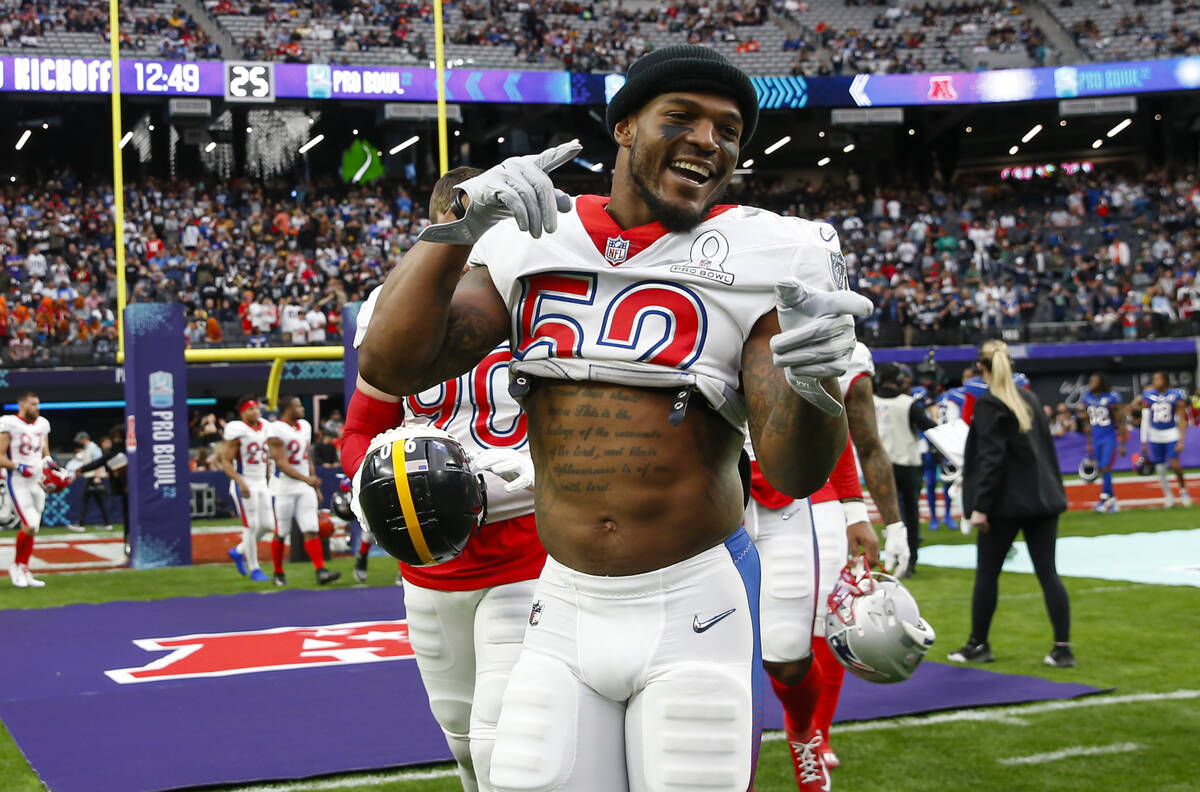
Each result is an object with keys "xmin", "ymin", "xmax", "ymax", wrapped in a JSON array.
[{"xmin": 980, "ymin": 340, "xmax": 1034, "ymax": 433}]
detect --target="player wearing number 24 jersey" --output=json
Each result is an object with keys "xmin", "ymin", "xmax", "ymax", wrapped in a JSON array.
[{"xmin": 268, "ymin": 397, "xmax": 341, "ymax": 586}]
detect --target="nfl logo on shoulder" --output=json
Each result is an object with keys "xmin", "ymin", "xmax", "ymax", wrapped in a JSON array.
[{"xmin": 604, "ymin": 236, "xmax": 629, "ymax": 265}]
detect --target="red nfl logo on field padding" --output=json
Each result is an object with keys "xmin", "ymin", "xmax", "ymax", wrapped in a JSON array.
[{"xmin": 105, "ymin": 620, "xmax": 415, "ymax": 683}]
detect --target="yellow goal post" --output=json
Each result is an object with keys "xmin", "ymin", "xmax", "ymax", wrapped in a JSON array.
[{"xmin": 184, "ymin": 346, "xmax": 344, "ymax": 411}]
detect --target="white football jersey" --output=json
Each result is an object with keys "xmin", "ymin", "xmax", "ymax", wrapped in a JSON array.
[
  {"xmin": 222, "ymin": 419, "xmax": 272, "ymax": 484},
  {"xmin": 267, "ymin": 419, "xmax": 313, "ymax": 491},
  {"xmin": 471, "ymin": 195, "xmax": 849, "ymax": 429},
  {"xmin": 0, "ymin": 414, "xmax": 50, "ymax": 474},
  {"xmin": 355, "ymin": 286, "xmax": 535, "ymax": 523}
]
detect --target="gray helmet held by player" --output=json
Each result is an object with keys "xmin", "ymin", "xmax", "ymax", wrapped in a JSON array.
[
  {"xmin": 352, "ymin": 426, "xmax": 487, "ymax": 566},
  {"xmin": 825, "ymin": 559, "xmax": 936, "ymax": 684},
  {"xmin": 1078, "ymin": 457, "xmax": 1099, "ymax": 482}
]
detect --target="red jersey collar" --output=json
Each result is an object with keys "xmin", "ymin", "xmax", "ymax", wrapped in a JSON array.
[{"xmin": 575, "ymin": 195, "xmax": 736, "ymax": 265}]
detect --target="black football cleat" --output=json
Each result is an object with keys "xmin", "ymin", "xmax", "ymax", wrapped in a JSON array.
[
  {"xmin": 316, "ymin": 568, "xmax": 341, "ymax": 585},
  {"xmin": 1044, "ymin": 645, "xmax": 1076, "ymax": 668},
  {"xmin": 273, "ymin": 572, "xmax": 288, "ymax": 587},
  {"xmin": 947, "ymin": 640, "xmax": 994, "ymax": 663},
  {"xmin": 353, "ymin": 554, "xmax": 369, "ymax": 583}
]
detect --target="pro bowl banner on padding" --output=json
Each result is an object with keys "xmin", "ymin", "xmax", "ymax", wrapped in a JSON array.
[{"xmin": 123, "ymin": 303, "xmax": 192, "ymax": 567}]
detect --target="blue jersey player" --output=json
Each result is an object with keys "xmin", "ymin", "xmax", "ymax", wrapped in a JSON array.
[
  {"xmin": 1131, "ymin": 372, "xmax": 1191, "ymax": 507},
  {"xmin": 1080, "ymin": 373, "xmax": 1127, "ymax": 512},
  {"xmin": 926, "ymin": 384, "xmax": 966, "ymax": 531}
]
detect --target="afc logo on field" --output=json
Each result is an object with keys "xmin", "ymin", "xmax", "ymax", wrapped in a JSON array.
[
  {"xmin": 670, "ymin": 230, "xmax": 734, "ymax": 285},
  {"xmin": 605, "ymin": 236, "xmax": 630, "ymax": 265}
]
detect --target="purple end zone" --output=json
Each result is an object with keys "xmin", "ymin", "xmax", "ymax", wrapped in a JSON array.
[
  {"xmin": 0, "ymin": 588, "xmax": 451, "ymax": 792},
  {"xmin": 763, "ymin": 661, "xmax": 1103, "ymax": 730},
  {"xmin": 0, "ymin": 588, "xmax": 1100, "ymax": 792}
]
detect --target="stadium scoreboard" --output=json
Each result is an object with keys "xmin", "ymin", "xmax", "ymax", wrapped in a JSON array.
[{"xmin": 2, "ymin": 54, "xmax": 1197, "ymax": 109}]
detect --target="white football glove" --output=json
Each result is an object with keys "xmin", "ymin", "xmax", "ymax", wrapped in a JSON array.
[
  {"xmin": 770, "ymin": 282, "xmax": 874, "ymax": 416},
  {"xmin": 883, "ymin": 520, "xmax": 911, "ymax": 575},
  {"xmin": 418, "ymin": 141, "xmax": 582, "ymax": 245},
  {"xmin": 472, "ymin": 448, "xmax": 535, "ymax": 493}
]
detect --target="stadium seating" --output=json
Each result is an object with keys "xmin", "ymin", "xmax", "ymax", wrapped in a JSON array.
[
  {"xmin": 3, "ymin": 170, "xmax": 1199, "ymax": 367},
  {"xmin": 0, "ymin": 0, "xmax": 219, "ymax": 60},
  {"xmin": 1045, "ymin": 0, "xmax": 1200, "ymax": 62}
]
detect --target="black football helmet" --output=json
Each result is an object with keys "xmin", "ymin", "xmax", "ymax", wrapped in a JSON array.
[{"xmin": 354, "ymin": 427, "xmax": 486, "ymax": 566}]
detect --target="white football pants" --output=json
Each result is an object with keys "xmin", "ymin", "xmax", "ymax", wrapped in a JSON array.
[
  {"xmin": 6, "ymin": 475, "xmax": 46, "ymax": 532},
  {"xmin": 272, "ymin": 485, "xmax": 318, "ymax": 537},
  {"xmin": 743, "ymin": 497, "xmax": 819, "ymax": 662},
  {"xmin": 402, "ymin": 577, "xmax": 539, "ymax": 792},
  {"xmin": 230, "ymin": 481, "xmax": 274, "ymax": 571},
  {"xmin": 490, "ymin": 527, "xmax": 763, "ymax": 792}
]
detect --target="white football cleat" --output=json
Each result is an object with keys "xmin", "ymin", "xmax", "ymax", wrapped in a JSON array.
[
  {"xmin": 1181, "ymin": 491, "xmax": 1193, "ymax": 507},
  {"xmin": 1106, "ymin": 497, "xmax": 1121, "ymax": 513},
  {"xmin": 9, "ymin": 563, "xmax": 28, "ymax": 588},
  {"xmin": 20, "ymin": 565, "xmax": 45, "ymax": 587}
]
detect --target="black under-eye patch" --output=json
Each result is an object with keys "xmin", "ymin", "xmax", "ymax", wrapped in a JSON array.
[{"xmin": 660, "ymin": 123, "xmax": 692, "ymax": 141}]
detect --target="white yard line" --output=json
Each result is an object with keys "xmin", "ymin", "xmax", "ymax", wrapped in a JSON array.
[
  {"xmin": 998, "ymin": 742, "xmax": 1142, "ymax": 765},
  {"xmin": 222, "ymin": 766, "xmax": 460, "ymax": 792}
]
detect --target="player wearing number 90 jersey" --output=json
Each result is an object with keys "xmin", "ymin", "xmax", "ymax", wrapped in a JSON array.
[
  {"xmin": 348, "ymin": 274, "xmax": 546, "ymax": 792},
  {"xmin": 342, "ymin": 168, "xmax": 546, "ymax": 792},
  {"xmin": 221, "ymin": 398, "xmax": 274, "ymax": 582}
]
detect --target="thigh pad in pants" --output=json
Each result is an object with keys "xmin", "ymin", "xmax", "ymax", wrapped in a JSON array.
[{"xmin": 747, "ymin": 499, "xmax": 815, "ymax": 663}]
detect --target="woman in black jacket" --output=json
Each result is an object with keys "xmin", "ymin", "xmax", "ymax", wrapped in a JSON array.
[{"xmin": 948, "ymin": 340, "xmax": 1075, "ymax": 668}]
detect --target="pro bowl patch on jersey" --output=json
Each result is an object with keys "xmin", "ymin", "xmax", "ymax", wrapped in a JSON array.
[
  {"xmin": 670, "ymin": 229, "xmax": 735, "ymax": 285},
  {"xmin": 104, "ymin": 620, "xmax": 415, "ymax": 683},
  {"xmin": 604, "ymin": 235, "xmax": 630, "ymax": 264}
]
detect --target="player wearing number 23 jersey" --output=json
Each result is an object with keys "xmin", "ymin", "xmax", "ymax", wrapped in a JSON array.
[{"xmin": 221, "ymin": 398, "xmax": 274, "ymax": 581}]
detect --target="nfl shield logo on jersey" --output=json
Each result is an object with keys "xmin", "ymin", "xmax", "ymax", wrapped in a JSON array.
[
  {"xmin": 529, "ymin": 600, "xmax": 544, "ymax": 626},
  {"xmin": 604, "ymin": 236, "xmax": 630, "ymax": 265}
]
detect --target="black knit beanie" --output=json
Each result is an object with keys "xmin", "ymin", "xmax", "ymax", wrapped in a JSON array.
[{"xmin": 606, "ymin": 45, "xmax": 759, "ymax": 145}]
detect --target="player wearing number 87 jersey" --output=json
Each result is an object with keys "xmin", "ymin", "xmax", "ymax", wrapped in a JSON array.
[
  {"xmin": 1, "ymin": 391, "xmax": 53, "ymax": 588},
  {"xmin": 343, "ymin": 167, "xmax": 546, "ymax": 792},
  {"xmin": 268, "ymin": 398, "xmax": 341, "ymax": 586},
  {"xmin": 220, "ymin": 397, "xmax": 275, "ymax": 582}
]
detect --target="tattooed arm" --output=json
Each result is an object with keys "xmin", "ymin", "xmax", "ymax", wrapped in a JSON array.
[
  {"xmin": 844, "ymin": 375, "xmax": 901, "ymax": 525},
  {"xmin": 358, "ymin": 242, "xmax": 508, "ymax": 396},
  {"xmin": 743, "ymin": 310, "xmax": 848, "ymax": 498}
]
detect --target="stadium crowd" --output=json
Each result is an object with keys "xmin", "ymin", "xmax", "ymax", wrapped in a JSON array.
[
  {"xmin": 3, "ymin": 167, "xmax": 1200, "ymax": 365},
  {"xmin": 0, "ymin": 0, "xmax": 220, "ymax": 60}
]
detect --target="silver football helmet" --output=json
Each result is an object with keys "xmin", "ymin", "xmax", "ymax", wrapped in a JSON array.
[
  {"xmin": 825, "ymin": 558, "xmax": 936, "ymax": 684},
  {"xmin": 1078, "ymin": 457, "xmax": 1099, "ymax": 482}
]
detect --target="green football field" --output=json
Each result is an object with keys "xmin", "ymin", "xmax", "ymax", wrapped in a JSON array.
[{"xmin": 4, "ymin": 508, "xmax": 1199, "ymax": 792}]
